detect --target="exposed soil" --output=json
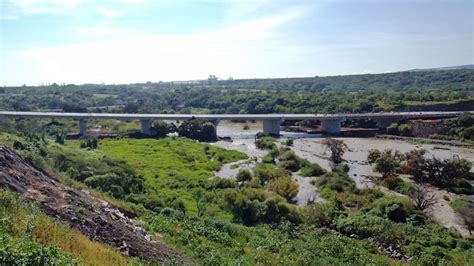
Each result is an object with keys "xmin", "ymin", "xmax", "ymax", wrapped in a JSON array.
[{"xmin": 0, "ymin": 145, "xmax": 191, "ymax": 263}]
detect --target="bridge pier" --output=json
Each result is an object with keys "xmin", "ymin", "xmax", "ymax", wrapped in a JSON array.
[
  {"xmin": 140, "ymin": 119, "xmax": 153, "ymax": 135},
  {"xmin": 375, "ymin": 118, "xmax": 401, "ymax": 131},
  {"xmin": 263, "ymin": 119, "xmax": 281, "ymax": 136},
  {"xmin": 79, "ymin": 119, "xmax": 87, "ymax": 137},
  {"xmin": 320, "ymin": 119, "xmax": 344, "ymax": 134}
]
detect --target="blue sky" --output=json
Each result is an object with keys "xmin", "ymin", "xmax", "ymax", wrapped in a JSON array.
[{"xmin": 0, "ymin": 0, "xmax": 473, "ymax": 86}]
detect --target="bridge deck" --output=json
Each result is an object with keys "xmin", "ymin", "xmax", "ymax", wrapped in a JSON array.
[{"xmin": 0, "ymin": 111, "xmax": 471, "ymax": 121}]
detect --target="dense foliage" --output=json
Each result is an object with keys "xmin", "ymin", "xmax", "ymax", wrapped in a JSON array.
[
  {"xmin": 1, "ymin": 119, "xmax": 473, "ymax": 265},
  {"xmin": 1, "ymin": 70, "xmax": 473, "ymax": 115}
]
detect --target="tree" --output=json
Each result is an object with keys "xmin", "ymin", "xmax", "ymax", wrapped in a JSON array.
[
  {"xmin": 151, "ymin": 121, "xmax": 174, "ymax": 138},
  {"xmin": 268, "ymin": 177, "xmax": 299, "ymax": 202},
  {"xmin": 178, "ymin": 119, "xmax": 217, "ymax": 141},
  {"xmin": 368, "ymin": 149, "xmax": 403, "ymax": 178},
  {"xmin": 322, "ymin": 138, "xmax": 347, "ymax": 166},
  {"xmin": 409, "ymin": 185, "xmax": 437, "ymax": 210},
  {"xmin": 402, "ymin": 149, "xmax": 427, "ymax": 180},
  {"xmin": 236, "ymin": 169, "xmax": 252, "ymax": 185},
  {"xmin": 422, "ymin": 157, "xmax": 472, "ymax": 189}
]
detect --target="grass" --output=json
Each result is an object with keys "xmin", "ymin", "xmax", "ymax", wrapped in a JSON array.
[
  {"xmin": 0, "ymin": 190, "xmax": 128, "ymax": 265},
  {"xmin": 98, "ymin": 137, "xmax": 247, "ymax": 215}
]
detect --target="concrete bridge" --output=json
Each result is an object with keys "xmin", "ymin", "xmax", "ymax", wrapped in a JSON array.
[{"xmin": 0, "ymin": 111, "xmax": 472, "ymax": 137}]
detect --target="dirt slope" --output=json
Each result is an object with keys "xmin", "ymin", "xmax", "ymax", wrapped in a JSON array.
[{"xmin": 0, "ymin": 145, "xmax": 190, "ymax": 263}]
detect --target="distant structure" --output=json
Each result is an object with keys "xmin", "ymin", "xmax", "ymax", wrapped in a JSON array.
[
  {"xmin": 408, "ymin": 119, "xmax": 443, "ymax": 138},
  {"xmin": 1, "ymin": 111, "xmax": 471, "ymax": 137},
  {"xmin": 208, "ymin": 75, "xmax": 219, "ymax": 85}
]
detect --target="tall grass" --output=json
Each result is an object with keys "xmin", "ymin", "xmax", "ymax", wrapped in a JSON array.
[{"xmin": 0, "ymin": 190, "xmax": 128, "ymax": 265}]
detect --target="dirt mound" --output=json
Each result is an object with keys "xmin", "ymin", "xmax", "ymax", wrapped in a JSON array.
[{"xmin": 0, "ymin": 145, "xmax": 191, "ymax": 263}]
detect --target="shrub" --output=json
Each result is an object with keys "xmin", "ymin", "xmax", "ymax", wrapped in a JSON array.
[
  {"xmin": 300, "ymin": 202, "xmax": 339, "ymax": 227},
  {"xmin": 255, "ymin": 136, "xmax": 276, "ymax": 150},
  {"xmin": 300, "ymin": 163, "xmax": 327, "ymax": 177},
  {"xmin": 223, "ymin": 188, "xmax": 298, "ymax": 225},
  {"xmin": 278, "ymin": 150, "xmax": 307, "ymax": 172},
  {"xmin": 236, "ymin": 169, "xmax": 252, "ymax": 184},
  {"xmin": 369, "ymin": 196, "xmax": 415, "ymax": 223},
  {"xmin": 386, "ymin": 123, "xmax": 399, "ymax": 135},
  {"xmin": 253, "ymin": 164, "xmax": 289, "ymax": 186},
  {"xmin": 268, "ymin": 177, "xmax": 299, "ymax": 202},
  {"xmin": 285, "ymin": 138, "xmax": 294, "ymax": 146},
  {"xmin": 398, "ymin": 124, "xmax": 412, "ymax": 136},
  {"xmin": 151, "ymin": 120, "xmax": 175, "ymax": 137},
  {"xmin": 80, "ymin": 137, "xmax": 98, "ymax": 149},
  {"xmin": 463, "ymin": 126, "xmax": 474, "ymax": 140},
  {"xmin": 383, "ymin": 175, "xmax": 403, "ymax": 190}
]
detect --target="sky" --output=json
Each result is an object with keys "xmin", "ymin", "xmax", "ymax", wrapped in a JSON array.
[{"xmin": 0, "ymin": 0, "xmax": 473, "ymax": 86}]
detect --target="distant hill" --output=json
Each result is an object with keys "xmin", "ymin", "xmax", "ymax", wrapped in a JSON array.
[{"xmin": 408, "ymin": 64, "xmax": 474, "ymax": 72}]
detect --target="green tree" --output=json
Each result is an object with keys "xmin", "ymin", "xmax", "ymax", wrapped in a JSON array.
[
  {"xmin": 322, "ymin": 138, "xmax": 347, "ymax": 166},
  {"xmin": 236, "ymin": 169, "xmax": 252, "ymax": 185}
]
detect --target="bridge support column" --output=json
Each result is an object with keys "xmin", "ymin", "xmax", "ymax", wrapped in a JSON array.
[
  {"xmin": 79, "ymin": 119, "xmax": 87, "ymax": 137},
  {"xmin": 375, "ymin": 118, "xmax": 401, "ymax": 131},
  {"xmin": 263, "ymin": 119, "xmax": 281, "ymax": 136},
  {"xmin": 320, "ymin": 119, "xmax": 344, "ymax": 135},
  {"xmin": 140, "ymin": 119, "xmax": 153, "ymax": 135}
]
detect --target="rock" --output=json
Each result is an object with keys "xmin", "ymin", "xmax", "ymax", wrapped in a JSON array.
[{"xmin": 0, "ymin": 145, "xmax": 190, "ymax": 264}]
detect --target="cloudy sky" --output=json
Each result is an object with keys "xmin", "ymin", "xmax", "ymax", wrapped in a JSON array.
[{"xmin": 0, "ymin": 0, "xmax": 473, "ymax": 86}]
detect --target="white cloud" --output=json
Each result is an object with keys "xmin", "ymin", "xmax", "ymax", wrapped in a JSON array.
[
  {"xmin": 8, "ymin": 0, "xmax": 84, "ymax": 14},
  {"xmin": 96, "ymin": 7, "xmax": 121, "ymax": 18},
  {"xmin": 17, "ymin": 8, "xmax": 308, "ymax": 84},
  {"xmin": 75, "ymin": 25, "xmax": 113, "ymax": 38}
]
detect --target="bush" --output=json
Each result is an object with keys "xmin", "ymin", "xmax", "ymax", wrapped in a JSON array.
[
  {"xmin": 223, "ymin": 188, "xmax": 299, "ymax": 225},
  {"xmin": 300, "ymin": 163, "xmax": 327, "ymax": 177},
  {"xmin": 151, "ymin": 120, "xmax": 175, "ymax": 137},
  {"xmin": 268, "ymin": 177, "xmax": 299, "ymax": 202},
  {"xmin": 383, "ymin": 175, "xmax": 403, "ymax": 190},
  {"xmin": 369, "ymin": 196, "xmax": 415, "ymax": 223},
  {"xmin": 278, "ymin": 150, "xmax": 307, "ymax": 172},
  {"xmin": 255, "ymin": 136, "xmax": 276, "ymax": 150},
  {"xmin": 253, "ymin": 164, "xmax": 289, "ymax": 186},
  {"xmin": 463, "ymin": 126, "xmax": 474, "ymax": 140},
  {"xmin": 84, "ymin": 173, "xmax": 146, "ymax": 199},
  {"xmin": 285, "ymin": 138, "xmax": 294, "ymax": 146},
  {"xmin": 80, "ymin": 137, "xmax": 98, "ymax": 149},
  {"xmin": 386, "ymin": 123, "xmax": 399, "ymax": 135},
  {"xmin": 236, "ymin": 169, "xmax": 252, "ymax": 184},
  {"xmin": 300, "ymin": 202, "xmax": 339, "ymax": 227},
  {"xmin": 398, "ymin": 124, "xmax": 412, "ymax": 136}
]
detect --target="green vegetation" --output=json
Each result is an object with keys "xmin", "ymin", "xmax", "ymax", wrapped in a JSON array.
[
  {"xmin": 368, "ymin": 148, "xmax": 473, "ymax": 195},
  {"xmin": 437, "ymin": 113, "xmax": 474, "ymax": 140},
  {"xmin": 1, "ymin": 70, "xmax": 473, "ymax": 115},
  {"xmin": 387, "ymin": 123, "xmax": 412, "ymax": 136},
  {"xmin": 322, "ymin": 138, "xmax": 348, "ymax": 166},
  {"xmin": 1, "ymin": 118, "xmax": 473, "ymax": 264},
  {"xmin": 450, "ymin": 198, "xmax": 474, "ymax": 235},
  {"xmin": 0, "ymin": 190, "xmax": 128, "ymax": 265},
  {"xmin": 98, "ymin": 138, "xmax": 247, "ymax": 215}
]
